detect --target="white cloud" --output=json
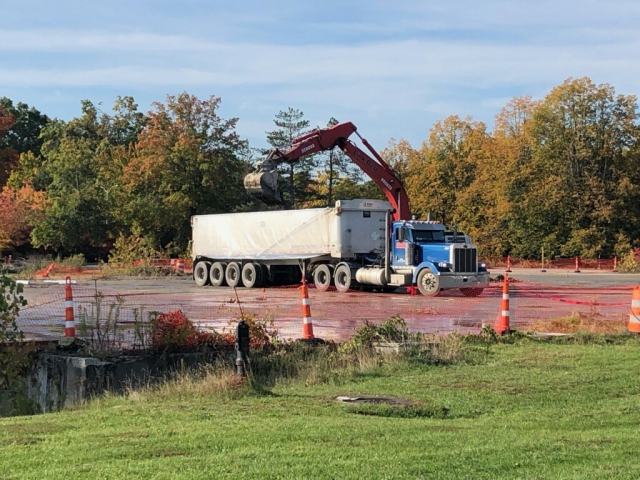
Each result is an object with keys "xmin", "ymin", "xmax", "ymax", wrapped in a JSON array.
[{"xmin": 1, "ymin": 36, "xmax": 638, "ymax": 94}]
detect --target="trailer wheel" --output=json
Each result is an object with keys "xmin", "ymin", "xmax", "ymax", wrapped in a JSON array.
[
  {"xmin": 193, "ymin": 261, "xmax": 210, "ymax": 287},
  {"xmin": 254, "ymin": 263, "xmax": 266, "ymax": 287},
  {"xmin": 313, "ymin": 265, "xmax": 333, "ymax": 292},
  {"xmin": 259, "ymin": 264, "xmax": 269, "ymax": 286},
  {"xmin": 334, "ymin": 264, "xmax": 353, "ymax": 293},
  {"xmin": 460, "ymin": 287, "xmax": 484, "ymax": 297},
  {"xmin": 225, "ymin": 262, "xmax": 243, "ymax": 288},
  {"xmin": 210, "ymin": 262, "xmax": 227, "ymax": 287},
  {"xmin": 242, "ymin": 263, "xmax": 262, "ymax": 288},
  {"xmin": 417, "ymin": 269, "xmax": 440, "ymax": 297}
]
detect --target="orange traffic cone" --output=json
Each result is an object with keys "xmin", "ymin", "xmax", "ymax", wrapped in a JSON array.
[
  {"xmin": 628, "ymin": 287, "xmax": 640, "ymax": 334},
  {"xmin": 493, "ymin": 274, "xmax": 512, "ymax": 335},
  {"xmin": 64, "ymin": 276, "xmax": 76, "ymax": 338},
  {"xmin": 301, "ymin": 280, "xmax": 315, "ymax": 340},
  {"xmin": 176, "ymin": 259, "xmax": 185, "ymax": 274}
]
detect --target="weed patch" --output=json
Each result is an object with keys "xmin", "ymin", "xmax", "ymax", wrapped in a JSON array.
[
  {"xmin": 530, "ymin": 311, "xmax": 627, "ymax": 334},
  {"xmin": 118, "ymin": 362, "xmax": 244, "ymax": 403}
]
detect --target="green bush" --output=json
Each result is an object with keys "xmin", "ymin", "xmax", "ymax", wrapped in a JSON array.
[
  {"xmin": 107, "ymin": 234, "xmax": 165, "ymax": 267},
  {"xmin": 58, "ymin": 253, "xmax": 86, "ymax": 268},
  {"xmin": 0, "ymin": 275, "xmax": 36, "ymax": 416},
  {"xmin": 618, "ymin": 249, "xmax": 640, "ymax": 273}
]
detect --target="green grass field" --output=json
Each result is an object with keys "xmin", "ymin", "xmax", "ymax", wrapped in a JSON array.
[{"xmin": 2, "ymin": 338, "xmax": 640, "ymax": 479}]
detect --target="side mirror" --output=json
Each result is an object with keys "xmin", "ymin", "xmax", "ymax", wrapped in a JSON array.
[{"xmin": 397, "ymin": 228, "xmax": 404, "ymax": 242}]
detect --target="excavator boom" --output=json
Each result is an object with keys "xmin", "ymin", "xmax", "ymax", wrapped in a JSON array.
[{"xmin": 245, "ymin": 121, "xmax": 411, "ymax": 221}]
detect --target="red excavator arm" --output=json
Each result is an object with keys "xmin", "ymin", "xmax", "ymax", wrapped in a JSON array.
[{"xmin": 244, "ymin": 121, "xmax": 411, "ymax": 221}]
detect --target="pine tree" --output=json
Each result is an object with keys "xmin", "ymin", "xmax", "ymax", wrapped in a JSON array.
[{"xmin": 265, "ymin": 108, "xmax": 312, "ymax": 208}]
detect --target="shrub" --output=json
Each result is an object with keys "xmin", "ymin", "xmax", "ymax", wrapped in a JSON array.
[
  {"xmin": 346, "ymin": 315, "xmax": 410, "ymax": 348},
  {"xmin": 0, "ymin": 275, "xmax": 36, "ymax": 416},
  {"xmin": 150, "ymin": 310, "xmax": 235, "ymax": 351},
  {"xmin": 0, "ymin": 276, "xmax": 27, "ymax": 385},
  {"xmin": 151, "ymin": 310, "xmax": 199, "ymax": 350},
  {"xmin": 58, "ymin": 253, "xmax": 86, "ymax": 268},
  {"xmin": 230, "ymin": 312, "xmax": 278, "ymax": 350},
  {"xmin": 107, "ymin": 234, "xmax": 165, "ymax": 267},
  {"xmin": 618, "ymin": 248, "xmax": 640, "ymax": 273},
  {"xmin": 340, "ymin": 315, "xmax": 411, "ymax": 353}
]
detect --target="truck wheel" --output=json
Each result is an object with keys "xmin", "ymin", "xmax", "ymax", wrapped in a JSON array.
[
  {"xmin": 254, "ymin": 263, "xmax": 265, "ymax": 287},
  {"xmin": 226, "ymin": 262, "xmax": 243, "ymax": 288},
  {"xmin": 210, "ymin": 262, "xmax": 227, "ymax": 287},
  {"xmin": 259, "ymin": 264, "xmax": 270, "ymax": 286},
  {"xmin": 334, "ymin": 264, "xmax": 353, "ymax": 293},
  {"xmin": 193, "ymin": 261, "xmax": 210, "ymax": 287},
  {"xmin": 313, "ymin": 265, "xmax": 333, "ymax": 292},
  {"xmin": 460, "ymin": 287, "xmax": 484, "ymax": 297},
  {"xmin": 242, "ymin": 263, "xmax": 262, "ymax": 288},
  {"xmin": 417, "ymin": 269, "xmax": 440, "ymax": 297}
]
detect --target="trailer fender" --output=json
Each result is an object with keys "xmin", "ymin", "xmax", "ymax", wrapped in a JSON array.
[{"xmin": 412, "ymin": 262, "xmax": 440, "ymax": 283}]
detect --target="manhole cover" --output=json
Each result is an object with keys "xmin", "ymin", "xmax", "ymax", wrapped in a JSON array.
[{"xmin": 335, "ymin": 395, "xmax": 413, "ymax": 406}]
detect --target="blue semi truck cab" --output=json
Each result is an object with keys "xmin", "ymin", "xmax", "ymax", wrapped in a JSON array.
[{"xmin": 387, "ymin": 219, "xmax": 489, "ymax": 296}]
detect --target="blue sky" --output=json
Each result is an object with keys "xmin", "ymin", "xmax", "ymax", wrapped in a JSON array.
[{"xmin": 1, "ymin": 0, "xmax": 639, "ymax": 150}]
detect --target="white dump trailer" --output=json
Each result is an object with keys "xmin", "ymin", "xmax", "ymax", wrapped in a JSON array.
[
  {"xmin": 191, "ymin": 199, "xmax": 391, "ymax": 289},
  {"xmin": 191, "ymin": 198, "xmax": 489, "ymax": 296}
]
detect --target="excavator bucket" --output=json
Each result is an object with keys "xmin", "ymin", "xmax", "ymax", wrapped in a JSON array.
[{"xmin": 244, "ymin": 170, "xmax": 282, "ymax": 204}]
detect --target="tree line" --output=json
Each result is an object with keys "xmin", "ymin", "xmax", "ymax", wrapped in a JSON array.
[{"xmin": 0, "ymin": 77, "xmax": 638, "ymax": 260}]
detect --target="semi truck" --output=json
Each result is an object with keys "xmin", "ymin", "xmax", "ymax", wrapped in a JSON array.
[{"xmin": 191, "ymin": 121, "xmax": 489, "ymax": 296}]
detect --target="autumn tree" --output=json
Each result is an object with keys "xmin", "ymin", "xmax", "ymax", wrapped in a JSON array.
[
  {"xmin": 469, "ymin": 95, "xmax": 540, "ymax": 256},
  {"xmin": 401, "ymin": 80, "xmax": 639, "ymax": 259},
  {"xmin": 122, "ymin": 93, "xmax": 251, "ymax": 250},
  {"xmin": 525, "ymin": 78, "xmax": 640, "ymax": 258},
  {"xmin": 0, "ymin": 186, "xmax": 47, "ymax": 253},
  {"xmin": 381, "ymin": 138, "xmax": 413, "ymax": 181},
  {"xmin": 8, "ymin": 98, "xmax": 145, "ymax": 254},
  {"xmin": 406, "ymin": 116, "xmax": 488, "ymax": 227}
]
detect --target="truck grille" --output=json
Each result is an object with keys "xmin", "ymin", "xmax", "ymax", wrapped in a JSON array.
[{"xmin": 453, "ymin": 247, "xmax": 477, "ymax": 273}]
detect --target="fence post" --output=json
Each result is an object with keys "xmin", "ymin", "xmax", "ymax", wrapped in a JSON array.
[
  {"xmin": 235, "ymin": 320, "xmax": 250, "ymax": 376},
  {"xmin": 64, "ymin": 276, "xmax": 76, "ymax": 338}
]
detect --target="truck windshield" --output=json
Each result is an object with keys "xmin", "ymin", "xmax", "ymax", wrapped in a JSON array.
[{"xmin": 412, "ymin": 229, "xmax": 445, "ymax": 243}]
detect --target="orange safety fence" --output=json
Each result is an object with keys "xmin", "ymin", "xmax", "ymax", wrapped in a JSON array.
[
  {"xmin": 483, "ymin": 256, "xmax": 617, "ymax": 270},
  {"xmin": 33, "ymin": 258, "xmax": 194, "ymax": 279},
  {"xmin": 15, "ymin": 280, "xmax": 635, "ymax": 349}
]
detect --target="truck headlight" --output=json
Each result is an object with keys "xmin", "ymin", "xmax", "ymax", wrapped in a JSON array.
[{"xmin": 438, "ymin": 261, "xmax": 452, "ymax": 269}]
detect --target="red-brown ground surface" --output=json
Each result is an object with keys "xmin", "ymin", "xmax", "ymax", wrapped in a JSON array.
[{"xmin": 15, "ymin": 268, "xmax": 639, "ymax": 346}]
